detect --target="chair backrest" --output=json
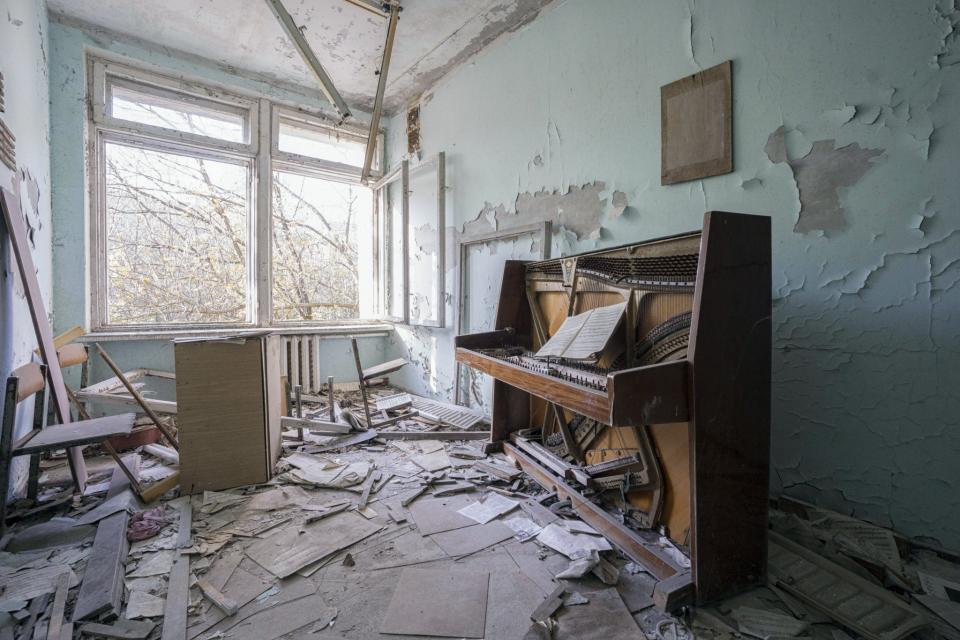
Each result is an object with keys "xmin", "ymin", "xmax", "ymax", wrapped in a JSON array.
[
  {"xmin": 8, "ymin": 362, "xmax": 46, "ymax": 403},
  {"xmin": 56, "ymin": 343, "xmax": 88, "ymax": 368}
]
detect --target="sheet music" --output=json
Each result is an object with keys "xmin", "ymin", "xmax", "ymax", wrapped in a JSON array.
[{"xmin": 535, "ymin": 302, "xmax": 627, "ymax": 361}]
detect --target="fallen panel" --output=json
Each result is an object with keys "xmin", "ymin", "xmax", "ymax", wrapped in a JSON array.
[
  {"xmin": 429, "ymin": 521, "xmax": 513, "ymax": 557},
  {"xmin": 380, "ymin": 568, "xmax": 489, "ymax": 638},
  {"xmin": 768, "ymin": 532, "xmax": 928, "ymax": 640},
  {"xmin": 410, "ymin": 396, "xmax": 485, "ymax": 429},
  {"xmin": 245, "ymin": 511, "xmax": 380, "ymax": 578},
  {"xmin": 408, "ymin": 496, "xmax": 477, "ymax": 536}
]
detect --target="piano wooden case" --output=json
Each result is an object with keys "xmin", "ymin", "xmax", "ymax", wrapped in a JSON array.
[{"xmin": 455, "ymin": 211, "xmax": 771, "ymax": 609}]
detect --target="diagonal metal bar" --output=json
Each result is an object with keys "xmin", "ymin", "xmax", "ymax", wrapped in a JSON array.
[
  {"xmin": 361, "ymin": 1, "xmax": 400, "ymax": 183},
  {"xmin": 343, "ymin": 0, "xmax": 388, "ymax": 18},
  {"xmin": 264, "ymin": 0, "xmax": 353, "ymax": 123}
]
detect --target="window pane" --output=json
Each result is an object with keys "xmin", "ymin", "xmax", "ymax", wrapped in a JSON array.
[
  {"xmin": 272, "ymin": 171, "xmax": 372, "ymax": 321},
  {"xmin": 110, "ymin": 82, "xmax": 246, "ymax": 143},
  {"xmin": 277, "ymin": 117, "xmax": 367, "ymax": 167},
  {"xmin": 104, "ymin": 142, "xmax": 250, "ymax": 324},
  {"xmin": 385, "ymin": 179, "xmax": 406, "ymax": 319}
]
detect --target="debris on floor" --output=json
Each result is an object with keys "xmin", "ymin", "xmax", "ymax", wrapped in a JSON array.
[{"xmin": 0, "ymin": 383, "xmax": 956, "ymax": 639}]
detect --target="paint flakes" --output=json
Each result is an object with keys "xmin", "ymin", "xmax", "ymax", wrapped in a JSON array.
[
  {"xmin": 463, "ymin": 182, "xmax": 606, "ymax": 241},
  {"xmin": 766, "ymin": 128, "xmax": 883, "ymax": 233}
]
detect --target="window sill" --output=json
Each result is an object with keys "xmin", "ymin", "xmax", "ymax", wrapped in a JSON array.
[{"xmin": 77, "ymin": 322, "xmax": 395, "ymax": 343}]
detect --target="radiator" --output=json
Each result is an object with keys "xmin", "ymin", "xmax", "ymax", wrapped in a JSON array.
[{"xmin": 279, "ymin": 334, "xmax": 324, "ymax": 394}]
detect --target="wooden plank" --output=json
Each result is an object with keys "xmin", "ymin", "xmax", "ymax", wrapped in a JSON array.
[
  {"xmin": 74, "ymin": 389, "xmax": 177, "ymax": 415},
  {"xmin": 52, "ymin": 326, "xmax": 85, "ymax": 350},
  {"xmin": 160, "ymin": 555, "xmax": 190, "ymax": 640},
  {"xmin": 14, "ymin": 413, "xmax": 134, "ymax": 454},
  {"xmin": 505, "ymin": 442, "xmax": 685, "ymax": 582},
  {"xmin": 72, "ymin": 456, "xmax": 139, "ymax": 621},
  {"xmin": 196, "ymin": 578, "xmax": 238, "ymax": 617},
  {"xmin": 280, "ymin": 416, "xmax": 350, "ymax": 434},
  {"xmin": 1, "ymin": 188, "xmax": 86, "ymax": 491},
  {"xmin": 46, "ymin": 571, "xmax": 70, "ymax": 640}
]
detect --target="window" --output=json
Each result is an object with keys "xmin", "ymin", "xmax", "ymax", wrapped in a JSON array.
[
  {"xmin": 103, "ymin": 141, "xmax": 252, "ymax": 324},
  {"xmin": 88, "ymin": 59, "xmax": 381, "ymax": 330},
  {"xmin": 271, "ymin": 170, "xmax": 372, "ymax": 322}
]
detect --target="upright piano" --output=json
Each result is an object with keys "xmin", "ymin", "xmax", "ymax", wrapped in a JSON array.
[{"xmin": 455, "ymin": 211, "xmax": 771, "ymax": 609}]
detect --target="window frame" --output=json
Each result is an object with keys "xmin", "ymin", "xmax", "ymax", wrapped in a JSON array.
[
  {"xmin": 86, "ymin": 56, "xmax": 384, "ymax": 332},
  {"xmin": 371, "ymin": 160, "xmax": 409, "ymax": 323}
]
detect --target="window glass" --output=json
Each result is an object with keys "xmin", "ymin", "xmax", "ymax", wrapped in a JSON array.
[
  {"xmin": 271, "ymin": 170, "xmax": 373, "ymax": 321},
  {"xmin": 110, "ymin": 82, "xmax": 247, "ymax": 143},
  {"xmin": 278, "ymin": 116, "xmax": 366, "ymax": 167},
  {"xmin": 104, "ymin": 141, "xmax": 251, "ymax": 324}
]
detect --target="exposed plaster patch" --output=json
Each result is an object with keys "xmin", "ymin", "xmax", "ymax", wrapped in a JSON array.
[
  {"xmin": 609, "ymin": 190, "xmax": 628, "ymax": 219},
  {"xmin": 766, "ymin": 127, "xmax": 883, "ymax": 233},
  {"xmin": 462, "ymin": 181, "xmax": 606, "ymax": 241},
  {"xmin": 412, "ymin": 222, "xmax": 438, "ymax": 255}
]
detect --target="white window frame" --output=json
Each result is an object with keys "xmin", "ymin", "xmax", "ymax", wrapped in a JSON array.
[
  {"xmin": 372, "ymin": 160, "xmax": 408, "ymax": 323},
  {"xmin": 86, "ymin": 56, "xmax": 384, "ymax": 332}
]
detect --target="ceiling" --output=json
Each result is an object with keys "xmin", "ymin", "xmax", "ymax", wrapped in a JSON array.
[{"xmin": 48, "ymin": 0, "xmax": 554, "ymax": 116}]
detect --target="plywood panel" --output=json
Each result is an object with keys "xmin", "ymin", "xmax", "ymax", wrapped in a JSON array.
[{"xmin": 176, "ymin": 338, "xmax": 269, "ymax": 493}]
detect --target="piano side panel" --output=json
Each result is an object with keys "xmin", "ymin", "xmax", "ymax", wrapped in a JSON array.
[
  {"xmin": 687, "ymin": 211, "xmax": 771, "ymax": 604},
  {"xmin": 491, "ymin": 260, "xmax": 533, "ymax": 441}
]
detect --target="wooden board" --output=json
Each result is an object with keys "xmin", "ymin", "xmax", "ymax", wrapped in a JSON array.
[
  {"xmin": 661, "ymin": 60, "xmax": 733, "ymax": 184},
  {"xmin": 72, "ymin": 455, "xmax": 139, "ymax": 621},
  {"xmin": 160, "ymin": 554, "xmax": 190, "ymax": 640},
  {"xmin": 380, "ymin": 568, "xmax": 489, "ymax": 638},
  {"xmin": 0, "ymin": 188, "xmax": 86, "ymax": 490},
  {"xmin": 15, "ymin": 413, "xmax": 134, "ymax": 454}
]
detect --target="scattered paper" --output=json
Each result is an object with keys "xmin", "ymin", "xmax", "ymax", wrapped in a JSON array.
[
  {"xmin": 536, "ymin": 523, "xmax": 612, "ymax": 559},
  {"xmin": 558, "ymin": 519, "xmax": 601, "ymax": 536},
  {"xmin": 457, "ymin": 493, "xmax": 519, "ymax": 525},
  {"xmin": 503, "ymin": 517, "xmax": 542, "ymax": 542}
]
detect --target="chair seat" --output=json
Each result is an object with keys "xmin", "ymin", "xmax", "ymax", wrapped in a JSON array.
[
  {"xmin": 361, "ymin": 358, "xmax": 407, "ymax": 381},
  {"xmin": 13, "ymin": 413, "xmax": 135, "ymax": 456}
]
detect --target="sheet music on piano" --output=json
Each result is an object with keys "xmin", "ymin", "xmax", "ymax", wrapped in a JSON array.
[{"xmin": 534, "ymin": 301, "xmax": 627, "ymax": 361}]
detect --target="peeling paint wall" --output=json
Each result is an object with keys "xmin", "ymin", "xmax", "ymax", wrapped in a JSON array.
[
  {"xmin": 0, "ymin": 0, "xmax": 53, "ymax": 496},
  {"xmin": 386, "ymin": 0, "xmax": 960, "ymax": 548},
  {"xmin": 47, "ymin": 17, "xmax": 390, "ymax": 380}
]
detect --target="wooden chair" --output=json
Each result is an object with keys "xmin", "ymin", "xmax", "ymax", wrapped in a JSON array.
[
  {"xmin": 349, "ymin": 338, "xmax": 409, "ymax": 429},
  {"xmin": 0, "ymin": 362, "xmax": 136, "ymax": 535}
]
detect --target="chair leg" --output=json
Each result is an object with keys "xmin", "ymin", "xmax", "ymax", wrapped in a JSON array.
[
  {"xmin": 0, "ymin": 379, "xmax": 20, "ymax": 538},
  {"xmin": 351, "ymin": 338, "xmax": 374, "ymax": 428},
  {"xmin": 27, "ymin": 381, "xmax": 46, "ymax": 504}
]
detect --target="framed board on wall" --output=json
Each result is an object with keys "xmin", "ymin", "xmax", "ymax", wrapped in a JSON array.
[{"xmin": 661, "ymin": 60, "xmax": 733, "ymax": 185}]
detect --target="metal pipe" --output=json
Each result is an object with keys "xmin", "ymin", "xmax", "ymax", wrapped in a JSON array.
[
  {"xmin": 361, "ymin": 2, "xmax": 400, "ymax": 183},
  {"xmin": 343, "ymin": 0, "xmax": 387, "ymax": 18},
  {"xmin": 264, "ymin": 0, "xmax": 353, "ymax": 123}
]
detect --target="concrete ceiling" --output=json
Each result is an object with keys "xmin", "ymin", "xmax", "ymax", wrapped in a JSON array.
[{"xmin": 48, "ymin": 0, "xmax": 554, "ymax": 115}]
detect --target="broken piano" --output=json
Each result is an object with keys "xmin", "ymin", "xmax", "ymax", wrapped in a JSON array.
[{"xmin": 455, "ymin": 211, "xmax": 771, "ymax": 610}]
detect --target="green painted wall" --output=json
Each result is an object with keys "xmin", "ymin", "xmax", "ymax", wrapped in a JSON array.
[{"xmin": 386, "ymin": 0, "xmax": 960, "ymax": 548}]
